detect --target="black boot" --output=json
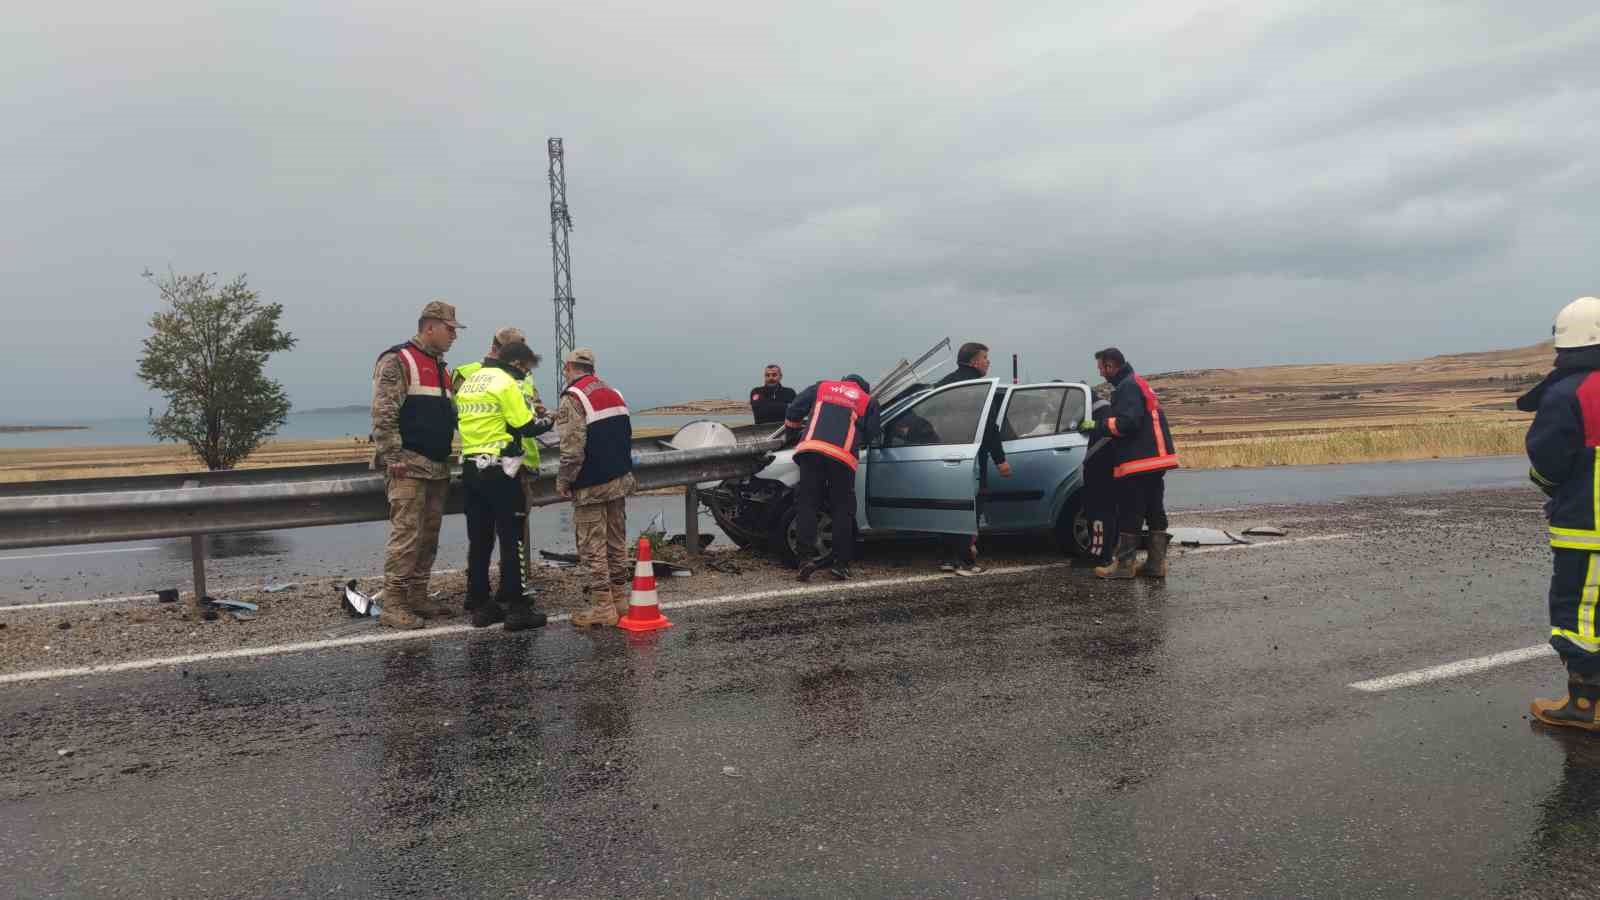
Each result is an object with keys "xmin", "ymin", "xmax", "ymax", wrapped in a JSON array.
[
  {"xmin": 469, "ymin": 598, "xmax": 504, "ymax": 628},
  {"xmin": 503, "ymin": 600, "xmax": 548, "ymax": 632},
  {"xmin": 1532, "ymin": 671, "xmax": 1600, "ymax": 732},
  {"xmin": 797, "ymin": 553, "xmax": 833, "ymax": 583}
]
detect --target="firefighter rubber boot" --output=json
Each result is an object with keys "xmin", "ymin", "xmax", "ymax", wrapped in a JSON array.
[
  {"xmin": 1136, "ymin": 532, "xmax": 1171, "ymax": 579},
  {"xmin": 1093, "ymin": 533, "xmax": 1140, "ymax": 580},
  {"xmin": 1532, "ymin": 671, "xmax": 1600, "ymax": 732},
  {"xmin": 502, "ymin": 599, "xmax": 548, "ymax": 633},
  {"xmin": 571, "ymin": 589, "xmax": 620, "ymax": 628}
]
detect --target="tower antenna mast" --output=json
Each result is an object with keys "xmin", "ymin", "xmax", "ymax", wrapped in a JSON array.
[{"xmin": 548, "ymin": 137, "xmax": 576, "ymax": 391}]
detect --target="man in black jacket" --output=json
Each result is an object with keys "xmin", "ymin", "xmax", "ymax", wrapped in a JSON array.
[
  {"xmin": 750, "ymin": 364, "xmax": 797, "ymax": 425},
  {"xmin": 932, "ymin": 342, "xmax": 1013, "ymax": 575}
]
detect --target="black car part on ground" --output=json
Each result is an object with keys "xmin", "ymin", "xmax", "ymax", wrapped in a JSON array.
[{"xmin": 702, "ymin": 478, "xmax": 790, "ymax": 550}]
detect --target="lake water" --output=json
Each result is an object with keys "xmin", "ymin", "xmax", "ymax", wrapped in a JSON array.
[{"xmin": 0, "ymin": 411, "xmax": 748, "ymax": 449}]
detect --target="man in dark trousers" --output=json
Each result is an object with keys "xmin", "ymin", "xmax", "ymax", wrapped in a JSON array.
[
  {"xmin": 785, "ymin": 375, "xmax": 881, "ymax": 581},
  {"xmin": 1525, "ymin": 297, "xmax": 1600, "ymax": 731},
  {"xmin": 1082, "ymin": 387, "xmax": 1119, "ymax": 565},
  {"xmin": 1085, "ymin": 347, "xmax": 1180, "ymax": 579},
  {"xmin": 750, "ymin": 364, "xmax": 797, "ymax": 425},
  {"xmin": 933, "ymin": 341, "xmax": 1012, "ymax": 575}
]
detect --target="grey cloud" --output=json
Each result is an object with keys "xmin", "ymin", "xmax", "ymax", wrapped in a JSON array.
[{"xmin": 2, "ymin": 0, "xmax": 1596, "ymax": 421}]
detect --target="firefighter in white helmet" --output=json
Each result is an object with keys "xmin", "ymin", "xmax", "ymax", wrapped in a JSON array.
[{"xmin": 1524, "ymin": 297, "xmax": 1600, "ymax": 730}]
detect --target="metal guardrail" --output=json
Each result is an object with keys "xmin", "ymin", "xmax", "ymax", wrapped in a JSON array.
[
  {"xmin": 0, "ymin": 441, "xmax": 780, "ymax": 551},
  {"xmin": 0, "ymin": 440, "xmax": 780, "ymax": 602}
]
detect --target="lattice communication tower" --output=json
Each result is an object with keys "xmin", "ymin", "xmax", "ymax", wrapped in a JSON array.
[{"xmin": 548, "ymin": 137, "xmax": 576, "ymax": 391}]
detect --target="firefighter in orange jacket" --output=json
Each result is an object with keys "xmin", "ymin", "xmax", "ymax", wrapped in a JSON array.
[
  {"xmin": 1084, "ymin": 347, "xmax": 1180, "ymax": 580},
  {"xmin": 785, "ymin": 375, "xmax": 882, "ymax": 581}
]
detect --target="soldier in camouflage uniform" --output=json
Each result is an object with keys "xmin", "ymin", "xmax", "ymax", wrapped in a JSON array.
[
  {"xmin": 371, "ymin": 301, "xmax": 462, "ymax": 629},
  {"xmin": 554, "ymin": 348, "xmax": 637, "ymax": 628}
]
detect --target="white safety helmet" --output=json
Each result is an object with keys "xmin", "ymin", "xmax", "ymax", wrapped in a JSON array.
[{"xmin": 1554, "ymin": 296, "xmax": 1600, "ymax": 349}]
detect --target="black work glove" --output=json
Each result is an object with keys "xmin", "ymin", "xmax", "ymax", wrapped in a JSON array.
[{"xmin": 783, "ymin": 427, "xmax": 802, "ymax": 448}]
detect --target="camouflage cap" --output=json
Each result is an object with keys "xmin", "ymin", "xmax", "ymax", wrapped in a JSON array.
[
  {"xmin": 493, "ymin": 326, "xmax": 525, "ymax": 347},
  {"xmin": 418, "ymin": 300, "xmax": 464, "ymax": 328},
  {"xmin": 564, "ymin": 347, "xmax": 596, "ymax": 367}
]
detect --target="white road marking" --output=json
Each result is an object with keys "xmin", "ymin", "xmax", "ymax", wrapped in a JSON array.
[
  {"xmin": 1349, "ymin": 644, "xmax": 1557, "ymax": 693},
  {"xmin": 0, "ymin": 533, "xmax": 1355, "ymax": 616},
  {"xmin": 0, "ymin": 530, "xmax": 1352, "ymax": 615},
  {"xmin": 656, "ymin": 564, "xmax": 1067, "ymax": 614},
  {"xmin": 0, "ymin": 565, "xmax": 1074, "ymax": 685},
  {"xmin": 0, "ymin": 546, "xmax": 159, "ymax": 562},
  {"xmin": 0, "ymin": 535, "xmax": 1367, "ymax": 685}
]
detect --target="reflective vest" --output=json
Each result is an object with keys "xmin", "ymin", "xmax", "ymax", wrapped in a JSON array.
[
  {"xmin": 795, "ymin": 380, "xmax": 872, "ymax": 470},
  {"xmin": 380, "ymin": 342, "xmax": 456, "ymax": 463},
  {"xmin": 1104, "ymin": 372, "xmax": 1180, "ymax": 479},
  {"xmin": 455, "ymin": 359, "xmax": 542, "ymax": 465},
  {"xmin": 456, "ymin": 362, "xmax": 534, "ymax": 457},
  {"xmin": 566, "ymin": 375, "xmax": 633, "ymax": 488}
]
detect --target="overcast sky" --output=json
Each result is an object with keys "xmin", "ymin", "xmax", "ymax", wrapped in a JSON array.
[{"xmin": 4, "ymin": 1, "xmax": 1595, "ymax": 421}]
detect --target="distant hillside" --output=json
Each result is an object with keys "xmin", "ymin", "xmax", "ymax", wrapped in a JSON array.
[
  {"xmin": 639, "ymin": 399, "xmax": 748, "ymax": 416},
  {"xmin": 1149, "ymin": 341, "xmax": 1549, "ymax": 431},
  {"xmin": 299, "ymin": 404, "xmax": 369, "ymax": 415},
  {"xmin": 1149, "ymin": 341, "xmax": 1549, "ymax": 388}
]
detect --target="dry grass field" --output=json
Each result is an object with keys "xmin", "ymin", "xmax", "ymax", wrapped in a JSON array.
[
  {"xmin": 1150, "ymin": 341, "xmax": 1546, "ymax": 468},
  {"xmin": 1, "ymin": 343, "xmax": 1548, "ymax": 481},
  {"xmin": 0, "ymin": 428, "xmax": 683, "ymax": 483}
]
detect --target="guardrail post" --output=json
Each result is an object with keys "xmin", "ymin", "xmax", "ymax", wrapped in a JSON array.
[
  {"xmin": 190, "ymin": 534, "xmax": 208, "ymax": 605},
  {"xmin": 183, "ymin": 479, "xmax": 207, "ymax": 608},
  {"xmin": 684, "ymin": 484, "xmax": 700, "ymax": 558}
]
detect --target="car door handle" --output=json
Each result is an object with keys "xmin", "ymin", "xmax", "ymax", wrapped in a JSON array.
[{"xmin": 941, "ymin": 456, "xmax": 964, "ymax": 466}]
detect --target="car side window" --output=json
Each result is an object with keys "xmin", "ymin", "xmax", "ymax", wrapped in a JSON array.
[
  {"xmin": 884, "ymin": 383, "xmax": 989, "ymax": 448},
  {"xmin": 1001, "ymin": 387, "xmax": 1067, "ymax": 439},
  {"xmin": 1061, "ymin": 388, "xmax": 1087, "ymax": 431}
]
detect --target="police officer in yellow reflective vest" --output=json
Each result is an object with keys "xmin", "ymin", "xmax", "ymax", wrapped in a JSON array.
[
  {"xmin": 456, "ymin": 341, "xmax": 553, "ymax": 631},
  {"xmin": 1525, "ymin": 297, "xmax": 1600, "ymax": 730},
  {"xmin": 454, "ymin": 326, "xmax": 547, "ymax": 470}
]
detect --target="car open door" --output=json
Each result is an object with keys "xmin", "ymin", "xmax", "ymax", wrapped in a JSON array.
[
  {"xmin": 864, "ymin": 379, "xmax": 999, "ymax": 535},
  {"xmin": 982, "ymin": 383, "xmax": 1092, "ymax": 532}
]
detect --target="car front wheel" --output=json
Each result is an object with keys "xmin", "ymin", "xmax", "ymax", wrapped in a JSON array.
[
  {"xmin": 1054, "ymin": 493, "xmax": 1094, "ymax": 558},
  {"xmin": 771, "ymin": 503, "xmax": 835, "ymax": 566}
]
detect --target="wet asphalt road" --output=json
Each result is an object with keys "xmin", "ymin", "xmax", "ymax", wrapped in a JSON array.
[
  {"xmin": 0, "ymin": 455, "xmax": 1528, "ymax": 606},
  {"xmin": 4, "ymin": 481, "xmax": 1594, "ymax": 897}
]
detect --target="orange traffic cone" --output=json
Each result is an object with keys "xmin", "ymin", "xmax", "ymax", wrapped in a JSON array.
[{"xmin": 617, "ymin": 536, "xmax": 673, "ymax": 632}]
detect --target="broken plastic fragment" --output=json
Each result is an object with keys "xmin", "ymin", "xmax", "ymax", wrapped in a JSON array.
[
  {"xmin": 341, "ymin": 581, "xmax": 382, "ymax": 618},
  {"xmin": 1242, "ymin": 525, "xmax": 1288, "ymax": 537},
  {"xmin": 204, "ymin": 597, "xmax": 258, "ymax": 612},
  {"xmin": 1167, "ymin": 527, "xmax": 1251, "ymax": 547},
  {"xmin": 154, "ymin": 589, "xmax": 179, "ymax": 603},
  {"xmin": 652, "ymin": 561, "xmax": 693, "ymax": 578},
  {"xmin": 261, "ymin": 583, "xmax": 296, "ymax": 593}
]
